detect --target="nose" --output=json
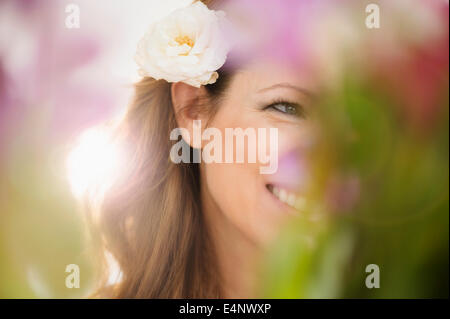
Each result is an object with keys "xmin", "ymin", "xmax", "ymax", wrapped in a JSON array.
[{"xmin": 268, "ymin": 148, "xmax": 309, "ymax": 191}]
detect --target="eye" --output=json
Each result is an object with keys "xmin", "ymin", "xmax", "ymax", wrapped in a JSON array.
[{"xmin": 265, "ymin": 101, "xmax": 304, "ymax": 118}]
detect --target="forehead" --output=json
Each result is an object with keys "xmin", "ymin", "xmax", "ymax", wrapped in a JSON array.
[{"xmin": 228, "ymin": 59, "xmax": 317, "ymax": 94}]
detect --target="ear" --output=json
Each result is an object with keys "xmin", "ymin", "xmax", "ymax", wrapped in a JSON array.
[{"xmin": 171, "ymin": 82, "xmax": 207, "ymax": 148}]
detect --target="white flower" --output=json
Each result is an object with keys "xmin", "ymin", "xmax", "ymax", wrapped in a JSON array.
[{"xmin": 135, "ymin": 1, "xmax": 229, "ymax": 87}]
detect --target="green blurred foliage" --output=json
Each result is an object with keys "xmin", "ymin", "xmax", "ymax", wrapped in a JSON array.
[
  {"xmin": 262, "ymin": 71, "xmax": 449, "ymax": 298},
  {"xmin": 0, "ymin": 131, "xmax": 94, "ymax": 298}
]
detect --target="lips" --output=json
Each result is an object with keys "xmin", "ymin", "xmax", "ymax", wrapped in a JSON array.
[{"xmin": 266, "ymin": 184, "xmax": 306, "ymax": 211}]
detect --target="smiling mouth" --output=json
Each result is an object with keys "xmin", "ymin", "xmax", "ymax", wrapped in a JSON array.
[{"xmin": 266, "ymin": 184, "xmax": 306, "ymax": 211}]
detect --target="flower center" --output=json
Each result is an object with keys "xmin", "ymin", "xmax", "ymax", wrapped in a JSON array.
[{"xmin": 175, "ymin": 35, "xmax": 194, "ymax": 48}]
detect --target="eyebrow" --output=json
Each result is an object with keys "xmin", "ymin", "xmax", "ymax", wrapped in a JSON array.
[{"xmin": 258, "ymin": 83, "xmax": 313, "ymax": 97}]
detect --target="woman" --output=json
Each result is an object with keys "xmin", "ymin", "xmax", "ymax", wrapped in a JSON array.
[{"xmin": 88, "ymin": 0, "xmax": 316, "ymax": 298}]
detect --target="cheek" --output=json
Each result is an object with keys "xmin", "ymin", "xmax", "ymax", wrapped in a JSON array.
[
  {"xmin": 203, "ymin": 113, "xmax": 262, "ymax": 228},
  {"xmin": 201, "ymin": 109, "xmax": 288, "ymax": 242},
  {"xmin": 204, "ymin": 156, "xmax": 280, "ymax": 244},
  {"xmin": 204, "ymin": 160, "xmax": 257, "ymax": 217}
]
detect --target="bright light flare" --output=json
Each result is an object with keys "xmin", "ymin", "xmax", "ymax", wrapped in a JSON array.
[{"xmin": 67, "ymin": 127, "xmax": 123, "ymax": 199}]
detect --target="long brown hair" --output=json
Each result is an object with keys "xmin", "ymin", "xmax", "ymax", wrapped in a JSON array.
[{"xmin": 86, "ymin": 0, "xmax": 232, "ymax": 298}]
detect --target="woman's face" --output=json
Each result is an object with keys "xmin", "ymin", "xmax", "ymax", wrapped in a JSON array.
[{"xmin": 201, "ymin": 61, "xmax": 317, "ymax": 245}]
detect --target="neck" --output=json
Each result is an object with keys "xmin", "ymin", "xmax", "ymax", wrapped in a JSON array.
[{"xmin": 200, "ymin": 170, "xmax": 261, "ymax": 298}]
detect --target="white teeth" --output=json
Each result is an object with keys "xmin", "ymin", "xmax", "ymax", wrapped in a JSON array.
[
  {"xmin": 268, "ymin": 185, "xmax": 305, "ymax": 211},
  {"xmin": 287, "ymin": 194, "xmax": 296, "ymax": 206},
  {"xmin": 279, "ymin": 189, "xmax": 288, "ymax": 202},
  {"xmin": 273, "ymin": 187, "xmax": 280, "ymax": 197}
]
